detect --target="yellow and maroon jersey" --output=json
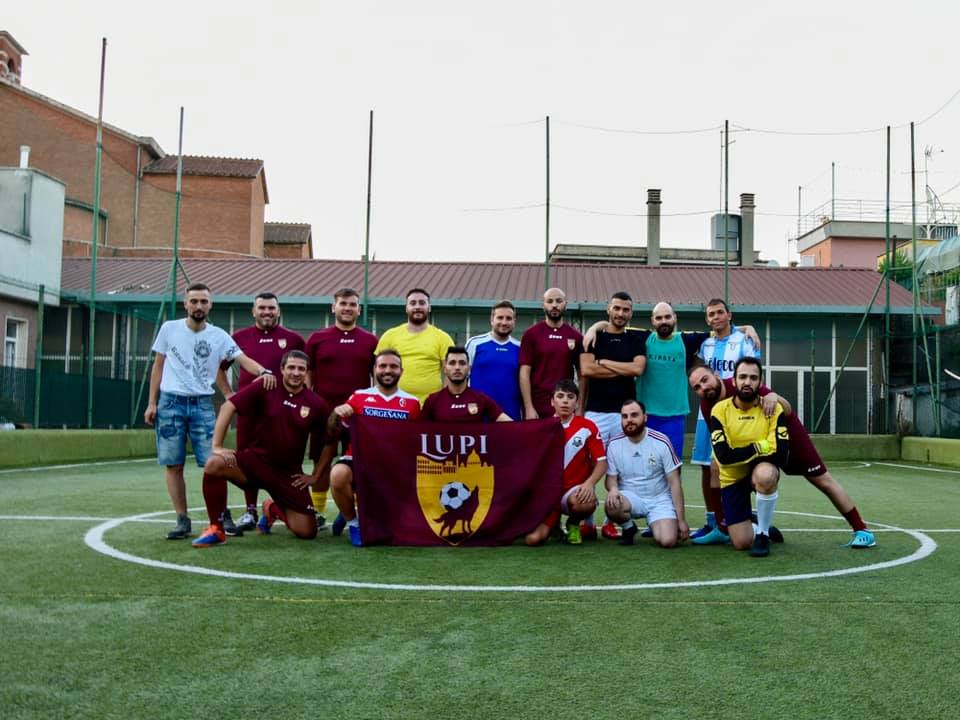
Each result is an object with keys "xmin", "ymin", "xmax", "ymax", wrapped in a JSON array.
[{"xmin": 709, "ymin": 398, "xmax": 788, "ymax": 487}]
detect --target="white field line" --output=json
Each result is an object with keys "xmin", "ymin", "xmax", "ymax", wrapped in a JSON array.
[{"xmin": 69, "ymin": 507, "xmax": 942, "ymax": 593}]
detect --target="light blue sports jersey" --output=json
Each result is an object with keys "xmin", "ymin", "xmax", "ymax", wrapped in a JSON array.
[
  {"xmin": 465, "ymin": 332, "xmax": 522, "ymax": 420},
  {"xmin": 698, "ymin": 328, "xmax": 760, "ymax": 379}
]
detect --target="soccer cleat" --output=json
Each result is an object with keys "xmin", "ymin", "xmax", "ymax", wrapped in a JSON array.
[
  {"xmin": 601, "ymin": 521, "xmax": 622, "ymax": 540},
  {"xmin": 222, "ymin": 508, "xmax": 242, "ymax": 537},
  {"xmin": 689, "ymin": 523, "xmax": 713, "ymax": 540},
  {"xmin": 691, "ymin": 526, "xmax": 731, "ymax": 545},
  {"xmin": 565, "ymin": 523, "xmax": 582, "ymax": 545},
  {"xmin": 315, "ymin": 514, "xmax": 327, "ymax": 531},
  {"xmin": 619, "ymin": 525, "xmax": 638, "ymax": 546},
  {"xmin": 348, "ymin": 523, "xmax": 363, "ymax": 547},
  {"xmin": 236, "ymin": 510, "xmax": 257, "ymax": 533},
  {"xmin": 192, "ymin": 525, "xmax": 226, "ymax": 548},
  {"xmin": 257, "ymin": 499, "xmax": 276, "ymax": 535},
  {"xmin": 750, "ymin": 533, "xmax": 771, "ymax": 557},
  {"xmin": 846, "ymin": 529, "xmax": 877, "ymax": 548},
  {"xmin": 640, "ymin": 526, "xmax": 653, "ymax": 538},
  {"xmin": 331, "ymin": 512, "xmax": 347, "ymax": 537},
  {"xmin": 166, "ymin": 514, "xmax": 192, "ymax": 540},
  {"xmin": 769, "ymin": 525, "xmax": 784, "ymax": 543},
  {"xmin": 579, "ymin": 521, "xmax": 598, "ymax": 541}
]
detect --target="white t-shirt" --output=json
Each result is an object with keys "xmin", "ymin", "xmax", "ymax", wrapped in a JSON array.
[
  {"xmin": 606, "ymin": 428, "xmax": 682, "ymax": 498},
  {"xmin": 152, "ymin": 319, "xmax": 242, "ymax": 396}
]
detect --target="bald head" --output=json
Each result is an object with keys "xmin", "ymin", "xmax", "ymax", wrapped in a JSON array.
[
  {"xmin": 542, "ymin": 287, "xmax": 567, "ymax": 325},
  {"xmin": 651, "ymin": 301, "xmax": 676, "ymax": 338}
]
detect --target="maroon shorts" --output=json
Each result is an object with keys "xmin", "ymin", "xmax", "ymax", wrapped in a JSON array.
[
  {"xmin": 235, "ymin": 449, "xmax": 314, "ymax": 514},
  {"xmin": 782, "ymin": 416, "xmax": 827, "ymax": 477}
]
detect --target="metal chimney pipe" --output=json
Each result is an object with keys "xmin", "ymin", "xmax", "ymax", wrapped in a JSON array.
[
  {"xmin": 739, "ymin": 192, "xmax": 755, "ymax": 266},
  {"xmin": 19, "ymin": 145, "xmax": 30, "ymax": 169},
  {"xmin": 647, "ymin": 188, "xmax": 661, "ymax": 267}
]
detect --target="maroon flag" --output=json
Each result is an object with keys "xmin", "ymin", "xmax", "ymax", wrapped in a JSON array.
[{"xmin": 353, "ymin": 416, "xmax": 563, "ymax": 546}]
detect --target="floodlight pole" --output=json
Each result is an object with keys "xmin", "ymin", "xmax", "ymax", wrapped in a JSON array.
[
  {"xmin": 168, "ymin": 107, "xmax": 184, "ymax": 321},
  {"xmin": 545, "ymin": 115, "xmax": 551, "ymax": 291},
  {"xmin": 723, "ymin": 119, "xmax": 729, "ymax": 306},
  {"xmin": 884, "ymin": 126, "xmax": 892, "ymax": 433},
  {"xmin": 910, "ymin": 122, "xmax": 918, "ymax": 427},
  {"xmin": 363, "ymin": 109, "xmax": 373, "ymax": 328},
  {"xmin": 86, "ymin": 37, "xmax": 107, "ymax": 428},
  {"xmin": 33, "ymin": 284, "xmax": 44, "ymax": 428}
]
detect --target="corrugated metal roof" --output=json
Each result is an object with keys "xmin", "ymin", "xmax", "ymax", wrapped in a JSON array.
[
  {"xmin": 59, "ymin": 257, "xmax": 927, "ymax": 314},
  {"xmin": 143, "ymin": 155, "xmax": 264, "ymax": 179},
  {"xmin": 264, "ymin": 222, "xmax": 311, "ymax": 245}
]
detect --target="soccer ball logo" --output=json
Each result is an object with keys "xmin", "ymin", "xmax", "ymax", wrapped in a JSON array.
[{"xmin": 439, "ymin": 481, "xmax": 472, "ymax": 511}]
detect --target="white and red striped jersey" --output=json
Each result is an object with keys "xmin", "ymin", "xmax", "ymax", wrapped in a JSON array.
[{"xmin": 560, "ymin": 415, "xmax": 606, "ymax": 491}]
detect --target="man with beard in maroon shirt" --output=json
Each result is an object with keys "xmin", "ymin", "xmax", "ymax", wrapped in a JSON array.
[
  {"xmin": 421, "ymin": 347, "xmax": 512, "ymax": 423},
  {"xmin": 519, "ymin": 287, "xmax": 583, "ymax": 420},
  {"xmin": 193, "ymin": 350, "xmax": 331, "ymax": 546},
  {"xmin": 305, "ymin": 288, "xmax": 378, "ymax": 530},
  {"xmin": 216, "ymin": 292, "xmax": 305, "ymax": 534}
]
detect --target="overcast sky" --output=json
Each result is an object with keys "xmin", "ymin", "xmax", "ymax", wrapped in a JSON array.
[{"xmin": 7, "ymin": 1, "xmax": 960, "ymax": 265}]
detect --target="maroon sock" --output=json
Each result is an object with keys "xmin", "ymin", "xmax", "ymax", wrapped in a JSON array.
[
  {"xmin": 202, "ymin": 472, "xmax": 228, "ymax": 528},
  {"xmin": 709, "ymin": 486, "xmax": 725, "ymax": 528},
  {"xmin": 266, "ymin": 499, "xmax": 288, "ymax": 526},
  {"xmin": 243, "ymin": 486, "xmax": 258, "ymax": 512},
  {"xmin": 843, "ymin": 507, "xmax": 867, "ymax": 532}
]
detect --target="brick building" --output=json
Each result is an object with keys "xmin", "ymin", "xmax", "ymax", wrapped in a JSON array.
[{"xmin": 0, "ymin": 30, "xmax": 311, "ymax": 262}]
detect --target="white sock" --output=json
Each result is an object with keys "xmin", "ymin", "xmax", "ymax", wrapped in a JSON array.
[
  {"xmin": 347, "ymin": 517, "xmax": 359, "ymax": 528},
  {"xmin": 756, "ymin": 491, "xmax": 778, "ymax": 535},
  {"xmin": 622, "ymin": 519, "xmax": 636, "ymax": 530}
]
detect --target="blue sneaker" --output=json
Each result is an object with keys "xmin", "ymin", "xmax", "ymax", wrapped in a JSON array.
[
  {"xmin": 191, "ymin": 525, "xmax": 226, "ymax": 548},
  {"xmin": 689, "ymin": 512, "xmax": 716, "ymax": 540},
  {"xmin": 332, "ymin": 512, "xmax": 346, "ymax": 537},
  {"xmin": 348, "ymin": 523, "xmax": 363, "ymax": 547},
  {"xmin": 691, "ymin": 526, "xmax": 731, "ymax": 545},
  {"xmin": 846, "ymin": 529, "xmax": 876, "ymax": 548},
  {"xmin": 640, "ymin": 526, "xmax": 653, "ymax": 538}
]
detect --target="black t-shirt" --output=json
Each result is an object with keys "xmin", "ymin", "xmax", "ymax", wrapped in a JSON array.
[{"xmin": 584, "ymin": 330, "xmax": 647, "ymax": 413}]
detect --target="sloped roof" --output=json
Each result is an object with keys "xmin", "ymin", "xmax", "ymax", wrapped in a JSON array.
[
  {"xmin": 264, "ymin": 222, "xmax": 311, "ymax": 245},
  {"xmin": 59, "ymin": 257, "xmax": 929, "ymax": 314},
  {"xmin": 143, "ymin": 155, "xmax": 264, "ymax": 179}
]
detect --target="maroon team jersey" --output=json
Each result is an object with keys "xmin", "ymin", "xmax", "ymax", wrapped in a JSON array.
[
  {"xmin": 227, "ymin": 324, "xmax": 305, "ymax": 389},
  {"xmin": 519, "ymin": 321, "xmax": 583, "ymax": 415},
  {"xmin": 230, "ymin": 382, "xmax": 330, "ymax": 473},
  {"xmin": 420, "ymin": 386, "xmax": 504, "ymax": 423},
  {"xmin": 305, "ymin": 325, "xmax": 378, "ymax": 406}
]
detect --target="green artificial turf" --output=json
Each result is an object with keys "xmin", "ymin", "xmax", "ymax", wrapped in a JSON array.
[{"xmin": 1, "ymin": 459, "xmax": 957, "ymax": 719}]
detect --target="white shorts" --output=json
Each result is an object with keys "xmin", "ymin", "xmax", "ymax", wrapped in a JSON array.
[
  {"xmin": 619, "ymin": 489, "xmax": 677, "ymax": 524},
  {"xmin": 585, "ymin": 411, "xmax": 621, "ymax": 447}
]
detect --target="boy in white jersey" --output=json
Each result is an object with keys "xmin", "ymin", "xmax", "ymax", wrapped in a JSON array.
[{"xmin": 605, "ymin": 399, "xmax": 689, "ymax": 547}]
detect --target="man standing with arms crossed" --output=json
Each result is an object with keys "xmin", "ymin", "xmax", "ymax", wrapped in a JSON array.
[
  {"xmin": 519, "ymin": 287, "xmax": 583, "ymax": 420},
  {"xmin": 305, "ymin": 288, "xmax": 378, "ymax": 532},
  {"xmin": 216, "ymin": 292, "xmax": 305, "ymax": 534},
  {"xmin": 376, "ymin": 288, "xmax": 454, "ymax": 404},
  {"xmin": 145, "ymin": 283, "xmax": 274, "ymax": 540},
  {"xmin": 465, "ymin": 300, "xmax": 522, "ymax": 420}
]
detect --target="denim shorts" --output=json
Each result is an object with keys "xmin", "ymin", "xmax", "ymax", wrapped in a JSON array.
[{"xmin": 155, "ymin": 391, "xmax": 216, "ymax": 467}]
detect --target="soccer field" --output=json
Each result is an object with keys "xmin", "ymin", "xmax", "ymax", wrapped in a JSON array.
[{"xmin": 1, "ymin": 459, "xmax": 957, "ymax": 719}]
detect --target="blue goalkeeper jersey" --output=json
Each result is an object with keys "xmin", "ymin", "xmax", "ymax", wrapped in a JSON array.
[{"xmin": 465, "ymin": 332, "xmax": 522, "ymax": 420}]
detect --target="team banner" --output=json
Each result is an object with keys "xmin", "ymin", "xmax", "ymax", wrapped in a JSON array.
[{"xmin": 353, "ymin": 416, "xmax": 563, "ymax": 546}]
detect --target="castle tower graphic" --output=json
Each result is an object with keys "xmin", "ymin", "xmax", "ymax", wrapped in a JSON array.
[{"xmin": 415, "ymin": 449, "xmax": 495, "ymax": 544}]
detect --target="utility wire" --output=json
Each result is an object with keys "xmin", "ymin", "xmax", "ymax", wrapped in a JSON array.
[{"xmin": 554, "ymin": 119, "xmax": 721, "ymax": 136}]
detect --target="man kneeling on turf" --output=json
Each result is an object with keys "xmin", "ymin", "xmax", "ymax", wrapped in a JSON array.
[
  {"xmin": 604, "ymin": 399, "xmax": 688, "ymax": 547},
  {"xmin": 193, "ymin": 350, "xmax": 333, "ymax": 546},
  {"xmin": 525, "ymin": 380, "xmax": 607, "ymax": 546},
  {"xmin": 709, "ymin": 357, "xmax": 789, "ymax": 557}
]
